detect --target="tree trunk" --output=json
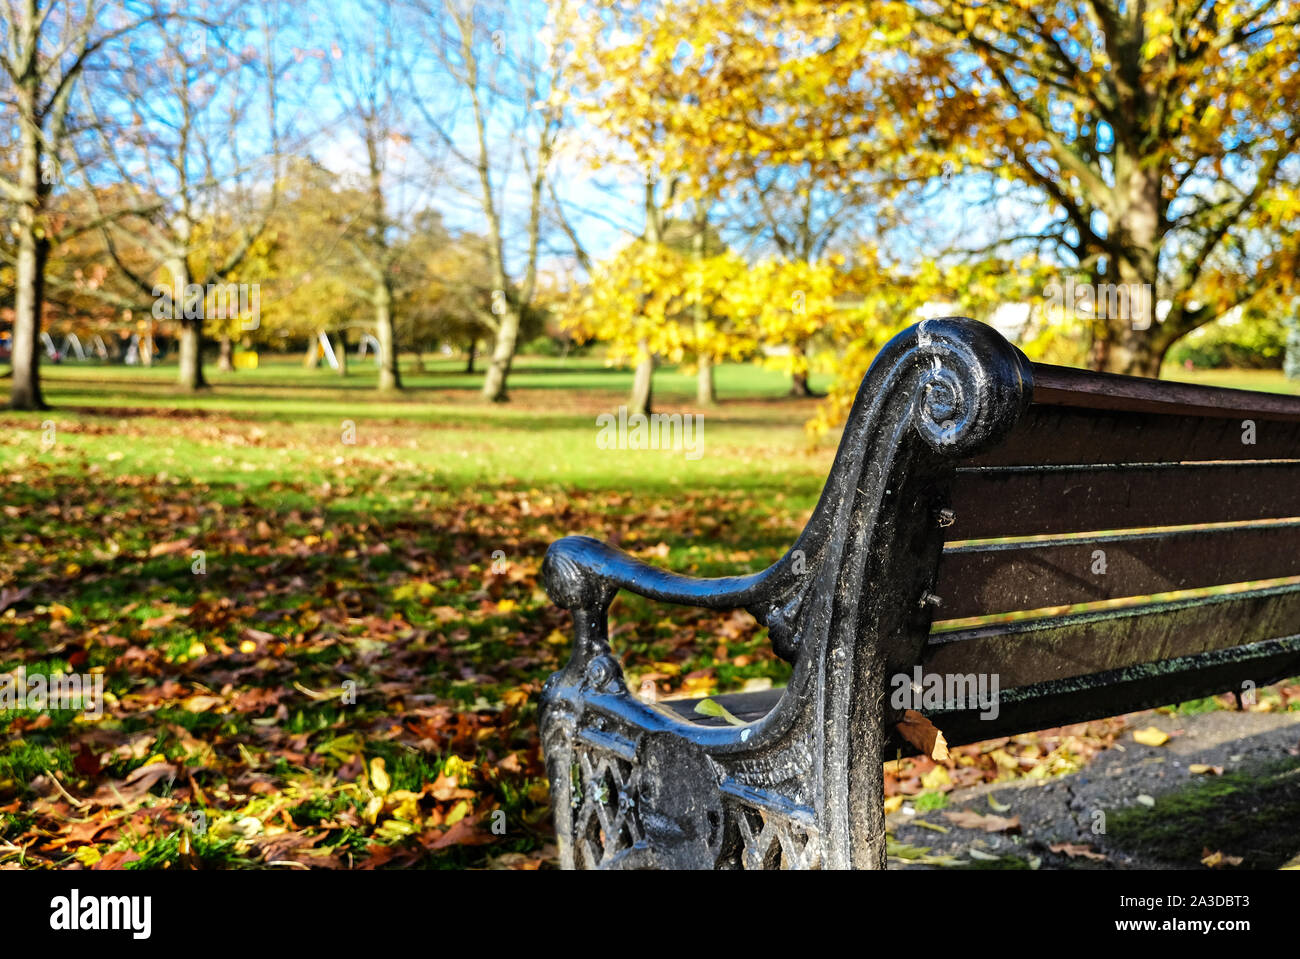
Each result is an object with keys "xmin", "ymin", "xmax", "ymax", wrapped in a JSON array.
[
  {"xmin": 481, "ymin": 308, "xmax": 520, "ymax": 402},
  {"xmin": 1094, "ymin": 158, "xmax": 1164, "ymax": 377},
  {"xmin": 1095, "ymin": 322, "xmax": 1167, "ymax": 377},
  {"xmin": 697, "ymin": 355, "xmax": 716, "ymax": 407},
  {"xmin": 465, "ymin": 340, "xmax": 477, "ymax": 373},
  {"xmin": 8, "ymin": 102, "xmax": 48, "ymax": 411},
  {"xmin": 334, "ymin": 330, "xmax": 348, "ymax": 377},
  {"xmin": 177, "ymin": 317, "xmax": 208, "ymax": 391},
  {"xmin": 375, "ymin": 277, "xmax": 401, "ymax": 391},
  {"xmin": 789, "ymin": 342, "xmax": 816, "ymax": 397},
  {"xmin": 629, "ymin": 342, "xmax": 654, "ymax": 417},
  {"xmin": 9, "ymin": 206, "xmax": 48, "ymax": 410},
  {"xmin": 141, "ymin": 330, "xmax": 154, "ymax": 367},
  {"xmin": 172, "ymin": 256, "xmax": 207, "ymax": 390},
  {"xmin": 217, "ymin": 334, "xmax": 234, "ymax": 372},
  {"xmin": 304, "ymin": 335, "xmax": 320, "ymax": 368},
  {"xmin": 692, "ymin": 213, "xmax": 716, "ymax": 407}
]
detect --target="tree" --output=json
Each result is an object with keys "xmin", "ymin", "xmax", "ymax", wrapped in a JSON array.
[
  {"xmin": 875, "ymin": 1, "xmax": 1300, "ymax": 375},
  {"xmin": 397, "ymin": 222, "xmax": 505, "ymax": 369},
  {"xmin": 251, "ymin": 159, "xmax": 370, "ymax": 367},
  {"xmin": 82, "ymin": 2, "xmax": 287, "ymax": 391},
  {"xmin": 577, "ymin": 2, "xmax": 1300, "ymax": 380},
  {"xmin": 563, "ymin": 0, "xmax": 906, "ymax": 406},
  {"xmin": 807, "ymin": 250, "xmax": 1058, "ymax": 436},
  {"xmin": 0, "ymin": 0, "xmax": 164, "ymax": 409},
  {"xmin": 414, "ymin": 0, "xmax": 570, "ymax": 402},
  {"xmin": 564, "ymin": 218, "xmax": 750, "ymax": 411},
  {"xmin": 322, "ymin": 0, "xmax": 422, "ymax": 392}
]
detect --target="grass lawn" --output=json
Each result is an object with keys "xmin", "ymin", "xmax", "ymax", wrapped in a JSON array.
[{"xmin": 1, "ymin": 352, "xmax": 1297, "ymax": 869}]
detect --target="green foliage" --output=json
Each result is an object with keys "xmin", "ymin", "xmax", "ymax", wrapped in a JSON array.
[
  {"xmin": 520, "ymin": 333, "xmax": 588, "ymax": 357},
  {"xmin": 1168, "ymin": 312, "xmax": 1289, "ymax": 370},
  {"xmin": 914, "ymin": 790, "xmax": 948, "ymax": 812}
]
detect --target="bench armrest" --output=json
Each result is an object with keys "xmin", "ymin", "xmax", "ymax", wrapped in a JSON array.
[{"xmin": 542, "ymin": 535, "xmax": 773, "ymax": 613}]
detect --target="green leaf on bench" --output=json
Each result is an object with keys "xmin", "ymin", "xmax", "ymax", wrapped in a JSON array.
[{"xmin": 694, "ymin": 698, "xmax": 746, "ymax": 727}]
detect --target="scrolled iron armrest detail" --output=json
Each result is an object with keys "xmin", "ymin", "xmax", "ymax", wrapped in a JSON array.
[
  {"xmin": 542, "ymin": 535, "xmax": 772, "ymax": 612},
  {"xmin": 542, "ymin": 535, "xmax": 805, "ymax": 662},
  {"xmin": 908, "ymin": 318, "xmax": 1033, "ymax": 456}
]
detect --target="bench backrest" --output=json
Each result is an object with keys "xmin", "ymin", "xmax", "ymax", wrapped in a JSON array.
[{"xmin": 920, "ymin": 362, "xmax": 1300, "ymax": 745}]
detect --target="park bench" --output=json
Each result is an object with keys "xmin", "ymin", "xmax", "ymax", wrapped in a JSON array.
[{"xmin": 538, "ymin": 317, "xmax": 1300, "ymax": 869}]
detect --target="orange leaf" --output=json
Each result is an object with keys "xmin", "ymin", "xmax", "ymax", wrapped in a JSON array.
[
  {"xmin": 896, "ymin": 710, "xmax": 949, "ymax": 761},
  {"xmin": 942, "ymin": 810, "xmax": 1021, "ymax": 833},
  {"xmin": 1050, "ymin": 842, "xmax": 1106, "ymax": 861},
  {"xmin": 148, "ymin": 538, "xmax": 192, "ymax": 557}
]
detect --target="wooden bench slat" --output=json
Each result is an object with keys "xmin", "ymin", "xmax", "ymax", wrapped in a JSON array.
[
  {"xmin": 923, "ymin": 581, "xmax": 1300, "ymax": 688},
  {"xmin": 948, "ymin": 461, "xmax": 1300, "ymax": 539},
  {"xmin": 965, "ymin": 405, "xmax": 1300, "ymax": 467},
  {"xmin": 1031, "ymin": 363, "xmax": 1300, "ymax": 421},
  {"xmin": 898, "ymin": 633, "xmax": 1300, "ymax": 751},
  {"xmin": 934, "ymin": 520, "xmax": 1300, "ymax": 619}
]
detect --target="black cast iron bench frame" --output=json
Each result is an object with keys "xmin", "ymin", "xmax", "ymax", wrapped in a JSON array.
[{"xmin": 538, "ymin": 317, "xmax": 1300, "ymax": 870}]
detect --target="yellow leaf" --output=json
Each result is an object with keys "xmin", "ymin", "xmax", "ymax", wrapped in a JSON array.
[
  {"xmin": 884, "ymin": 795, "xmax": 904, "ymax": 815},
  {"xmin": 1133, "ymin": 726, "xmax": 1170, "ymax": 747},
  {"xmin": 1201, "ymin": 849, "xmax": 1243, "ymax": 869},
  {"xmin": 988, "ymin": 748, "xmax": 1019, "ymax": 772},
  {"xmin": 369, "ymin": 757, "xmax": 391, "ymax": 795},
  {"xmin": 182, "ymin": 694, "xmax": 223, "ymax": 713},
  {"xmin": 526, "ymin": 781, "xmax": 549, "ymax": 804},
  {"xmin": 75, "ymin": 846, "xmax": 102, "ymax": 866},
  {"xmin": 921, "ymin": 765, "xmax": 951, "ymax": 790},
  {"xmin": 443, "ymin": 755, "xmax": 472, "ymax": 780},
  {"xmin": 445, "ymin": 800, "xmax": 469, "ymax": 826},
  {"xmin": 389, "ymin": 791, "xmax": 422, "ymax": 822}
]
